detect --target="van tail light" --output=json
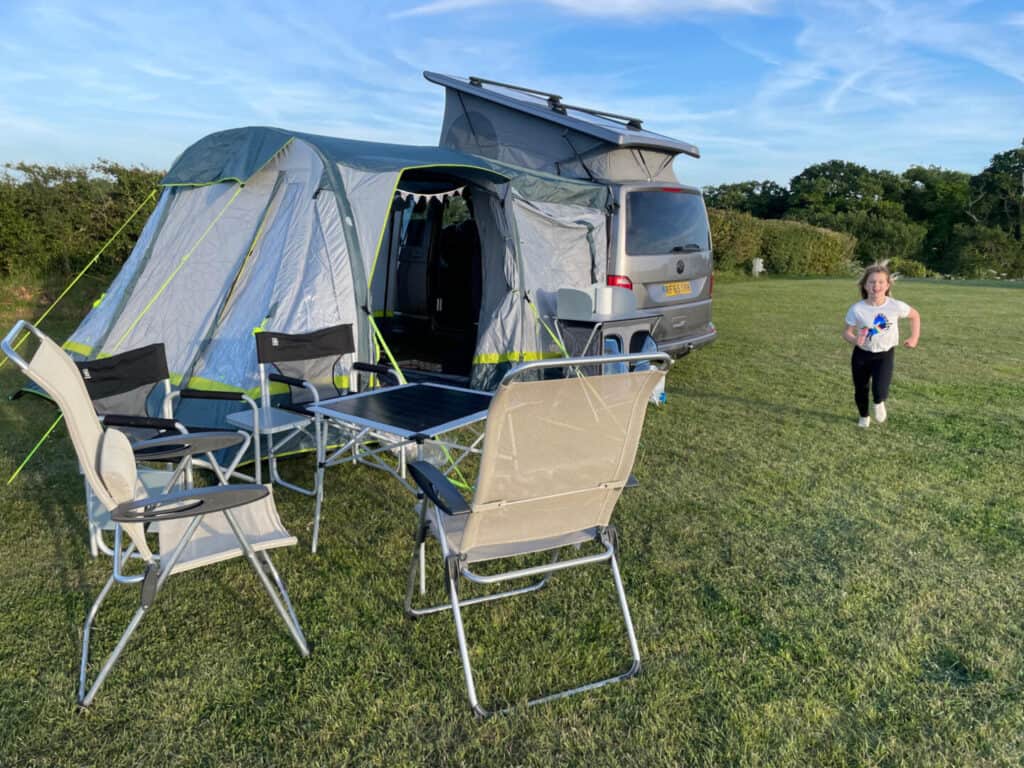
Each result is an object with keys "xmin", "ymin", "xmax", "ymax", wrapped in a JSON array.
[
  {"xmin": 709, "ymin": 273, "xmax": 714, "ymax": 297},
  {"xmin": 607, "ymin": 274, "xmax": 633, "ymax": 290}
]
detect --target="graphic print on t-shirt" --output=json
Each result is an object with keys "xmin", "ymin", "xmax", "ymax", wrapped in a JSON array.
[{"xmin": 857, "ymin": 313, "xmax": 890, "ymax": 345}]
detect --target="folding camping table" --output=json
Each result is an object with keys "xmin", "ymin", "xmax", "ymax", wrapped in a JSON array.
[{"xmin": 309, "ymin": 382, "xmax": 493, "ymax": 495}]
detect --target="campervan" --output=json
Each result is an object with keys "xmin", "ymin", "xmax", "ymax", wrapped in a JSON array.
[{"xmin": 426, "ymin": 72, "xmax": 716, "ymax": 357}]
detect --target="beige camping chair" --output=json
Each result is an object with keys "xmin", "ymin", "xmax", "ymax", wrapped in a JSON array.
[
  {"xmin": 2, "ymin": 321, "xmax": 309, "ymax": 707},
  {"xmin": 404, "ymin": 351, "xmax": 669, "ymax": 716},
  {"xmin": 74, "ymin": 342, "xmax": 260, "ymax": 558}
]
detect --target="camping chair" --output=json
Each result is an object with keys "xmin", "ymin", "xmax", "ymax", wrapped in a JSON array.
[
  {"xmin": 404, "ymin": 351, "xmax": 669, "ymax": 716},
  {"xmin": 75, "ymin": 343, "xmax": 260, "ymax": 557},
  {"xmin": 2, "ymin": 321, "xmax": 309, "ymax": 707},
  {"xmin": 228, "ymin": 323, "xmax": 397, "ymax": 552}
]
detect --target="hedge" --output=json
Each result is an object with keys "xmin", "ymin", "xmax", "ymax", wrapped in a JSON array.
[
  {"xmin": 709, "ymin": 208, "xmax": 857, "ymax": 276},
  {"xmin": 0, "ymin": 161, "xmax": 161, "ymax": 281}
]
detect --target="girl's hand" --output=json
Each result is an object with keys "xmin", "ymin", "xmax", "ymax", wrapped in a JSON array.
[{"xmin": 904, "ymin": 336, "xmax": 919, "ymax": 349}]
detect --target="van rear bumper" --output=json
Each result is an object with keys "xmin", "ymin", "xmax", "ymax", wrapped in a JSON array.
[{"xmin": 656, "ymin": 326, "xmax": 717, "ymax": 357}]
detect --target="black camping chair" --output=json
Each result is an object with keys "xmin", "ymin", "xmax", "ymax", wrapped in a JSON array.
[
  {"xmin": 76, "ymin": 343, "xmax": 260, "ymax": 556},
  {"xmin": 226, "ymin": 323, "xmax": 398, "ymax": 552}
]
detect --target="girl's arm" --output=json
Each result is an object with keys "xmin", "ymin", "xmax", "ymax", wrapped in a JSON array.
[
  {"xmin": 903, "ymin": 307, "xmax": 921, "ymax": 348},
  {"xmin": 843, "ymin": 324, "xmax": 859, "ymax": 345}
]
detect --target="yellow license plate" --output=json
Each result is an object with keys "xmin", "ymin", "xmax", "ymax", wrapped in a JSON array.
[{"xmin": 663, "ymin": 280, "xmax": 691, "ymax": 297}]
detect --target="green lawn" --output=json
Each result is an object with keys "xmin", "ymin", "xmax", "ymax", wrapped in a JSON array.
[{"xmin": 1, "ymin": 277, "xmax": 1021, "ymax": 767}]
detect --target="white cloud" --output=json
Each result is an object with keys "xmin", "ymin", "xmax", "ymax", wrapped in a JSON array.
[{"xmin": 391, "ymin": 0, "xmax": 497, "ymax": 18}]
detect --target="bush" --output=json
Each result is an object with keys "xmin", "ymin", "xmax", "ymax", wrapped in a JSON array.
[
  {"xmin": 949, "ymin": 224, "xmax": 1024, "ymax": 278},
  {"xmin": 710, "ymin": 208, "xmax": 856, "ymax": 276},
  {"xmin": 887, "ymin": 257, "xmax": 932, "ymax": 278},
  {"xmin": 760, "ymin": 219, "xmax": 857, "ymax": 276},
  {"xmin": 0, "ymin": 161, "xmax": 161, "ymax": 281},
  {"xmin": 708, "ymin": 208, "xmax": 763, "ymax": 272}
]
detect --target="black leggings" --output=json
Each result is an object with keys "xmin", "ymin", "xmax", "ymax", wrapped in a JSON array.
[{"xmin": 851, "ymin": 347, "xmax": 895, "ymax": 417}]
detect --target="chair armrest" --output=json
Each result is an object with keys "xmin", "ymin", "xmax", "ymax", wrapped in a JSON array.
[
  {"xmin": 111, "ymin": 483, "xmax": 269, "ymax": 523},
  {"xmin": 267, "ymin": 372, "xmax": 308, "ymax": 389},
  {"xmin": 101, "ymin": 413, "xmax": 180, "ymax": 432},
  {"xmin": 352, "ymin": 362, "xmax": 399, "ymax": 388},
  {"xmin": 179, "ymin": 388, "xmax": 248, "ymax": 402},
  {"xmin": 408, "ymin": 461, "xmax": 470, "ymax": 516},
  {"xmin": 131, "ymin": 430, "xmax": 246, "ymax": 461}
]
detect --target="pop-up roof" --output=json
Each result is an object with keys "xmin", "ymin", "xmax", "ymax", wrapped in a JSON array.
[{"xmin": 425, "ymin": 71, "xmax": 700, "ymax": 184}]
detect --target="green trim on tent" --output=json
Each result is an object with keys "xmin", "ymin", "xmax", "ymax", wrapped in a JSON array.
[
  {"xmin": 62, "ymin": 340, "xmax": 93, "ymax": 357},
  {"xmin": 471, "ymin": 351, "xmax": 563, "ymax": 365}
]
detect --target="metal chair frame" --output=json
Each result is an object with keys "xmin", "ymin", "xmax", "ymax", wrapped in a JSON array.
[
  {"xmin": 404, "ymin": 352, "xmax": 669, "ymax": 717},
  {"xmin": 3, "ymin": 321, "xmax": 308, "ymax": 707}
]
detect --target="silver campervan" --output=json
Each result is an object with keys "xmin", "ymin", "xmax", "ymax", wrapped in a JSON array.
[{"xmin": 426, "ymin": 71, "xmax": 716, "ymax": 357}]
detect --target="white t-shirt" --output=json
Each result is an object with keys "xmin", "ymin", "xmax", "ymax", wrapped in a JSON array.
[{"xmin": 845, "ymin": 297, "xmax": 911, "ymax": 352}]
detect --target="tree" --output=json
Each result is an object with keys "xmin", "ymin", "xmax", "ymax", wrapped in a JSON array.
[
  {"xmin": 902, "ymin": 165, "xmax": 973, "ymax": 273},
  {"xmin": 787, "ymin": 161, "xmax": 922, "ymax": 264},
  {"xmin": 703, "ymin": 180, "xmax": 790, "ymax": 218},
  {"xmin": 967, "ymin": 145, "xmax": 1024, "ymax": 240}
]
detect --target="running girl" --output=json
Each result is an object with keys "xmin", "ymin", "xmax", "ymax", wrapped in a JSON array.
[{"xmin": 842, "ymin": 264, "xmax": 921, "ymax": 427}]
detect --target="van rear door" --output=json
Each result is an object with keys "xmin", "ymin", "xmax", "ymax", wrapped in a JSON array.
[{"xmin": 617, "ymin": 185, "xmax": 711, "ymax": 310}]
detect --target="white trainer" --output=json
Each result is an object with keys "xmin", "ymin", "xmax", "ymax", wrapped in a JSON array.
[
  {"xmin": 857, "ymin": 416, "xmax": 870, "ymax": 428},
  {"xmin": 873, "ymin": 402, "xmax": 887, "ymax": 424}
]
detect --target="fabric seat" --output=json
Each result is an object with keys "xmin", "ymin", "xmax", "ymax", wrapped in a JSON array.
[
  {"xmin": 404, "ymin": 351, "xmax": 669, "ymax": 717},
  {"xmin": 75, "ymin": 342, "xmax": 261, "ymax": 557},
  {"xmin": 1, "ymin": 321, "xmax": 309, "ymax": 707}
]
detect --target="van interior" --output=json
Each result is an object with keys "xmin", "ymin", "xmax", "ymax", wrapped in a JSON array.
[{"xmin": 371, "ymin": 170, "xmax": 483, "ymax": 386}]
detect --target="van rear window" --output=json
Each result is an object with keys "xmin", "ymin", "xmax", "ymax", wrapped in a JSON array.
[{"xmin": 626, "ymin": 189, "xmax": 710, "ymax": 255}]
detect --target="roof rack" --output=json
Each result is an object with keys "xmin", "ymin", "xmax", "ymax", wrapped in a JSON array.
[{"xmin": 467, "ymin": 75, "xmax": 644, "ymax": 130}]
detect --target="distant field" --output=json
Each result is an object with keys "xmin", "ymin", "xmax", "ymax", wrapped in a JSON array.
[{"xmin": 0, "ymin": 276, "xmax": 1021, "ymax": 767}]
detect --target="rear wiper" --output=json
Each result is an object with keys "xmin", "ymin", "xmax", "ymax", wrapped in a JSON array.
[{"xmin": 671, "ymin": 244, "xmax": 703, "ymax": 253}]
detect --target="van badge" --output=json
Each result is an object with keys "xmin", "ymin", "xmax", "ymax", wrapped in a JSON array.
[{"xmin": 676, "ymin": 260, "xmax": 685, "ymax": 275}]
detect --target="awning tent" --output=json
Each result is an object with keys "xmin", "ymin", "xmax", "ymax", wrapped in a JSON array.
[{"xmin": 66, "ymin": 126, "xmax": 611, "ymax": 427}]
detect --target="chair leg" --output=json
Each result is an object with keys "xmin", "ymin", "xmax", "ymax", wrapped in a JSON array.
[
  {"xmin": 439, "ymin": 547, "xmax": 642, "ymax": 717},
  {"xmin": 403, "ymin": 503, "xmax": 430, "ymax": 619},
  {"xmin": 222, "ymin": 509, "xmax": 309, "ymax": 657},
  {"xmin": 610, "ymin": 551, "xmax": 642, "ymax": 677},
  {"xmin": 447, "ymin": 564, "xmax": 487, "ymax": 718},
  {"xmin": 258, "ymin": 551, "xmax": 304, "ymax": 645},
  {"xmin": 312, "ymin": 415, "xmax": 325, "ymax": 553},
  {"xmin": 78, "ymin": 573, "xmax": 117, "ymax": 705}
]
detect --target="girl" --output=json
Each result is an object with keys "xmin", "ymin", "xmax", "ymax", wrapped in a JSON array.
[{"xmin": 842, "ymin": 264, "xmax": 921, "ymax": 427}]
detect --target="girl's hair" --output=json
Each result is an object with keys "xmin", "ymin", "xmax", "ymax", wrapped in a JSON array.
[{"xmin": 858, "ymin": 263, "xmax": 892, "ymax": 299}]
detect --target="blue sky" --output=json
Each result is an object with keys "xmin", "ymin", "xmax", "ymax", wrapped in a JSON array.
[{"xmin": 1, "ymin": 0, "xmax": 1022, "ymax": 187}]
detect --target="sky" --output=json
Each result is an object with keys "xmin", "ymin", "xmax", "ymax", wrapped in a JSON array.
[{"xmin": 1, "ymin": 0, "xmax": 1022, "ymax": 188}]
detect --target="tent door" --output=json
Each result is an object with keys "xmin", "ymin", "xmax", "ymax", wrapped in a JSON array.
[{"xmin": 374, "ymin": 191, "xmax": 482, "ymax": 384}]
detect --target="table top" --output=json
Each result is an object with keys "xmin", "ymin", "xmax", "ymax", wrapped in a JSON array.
[{"xmin": 311, "ymin": 383, "xmax": 492, "ymax": 439}]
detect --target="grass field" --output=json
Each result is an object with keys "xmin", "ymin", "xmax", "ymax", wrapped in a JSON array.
[{"xmin": 0, "ymin": 276, "xmax": 1021, "ymax": 767}]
